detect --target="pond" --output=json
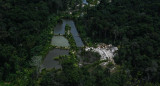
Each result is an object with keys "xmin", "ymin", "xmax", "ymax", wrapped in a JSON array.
[
  {"xmin": 54, "ymin": 21, "xmax": 66, "ymax": 35},
  {"xmin": 54, "ymin": 19, "xmax": 84, "ymax": 47},
  {"xmin": 41, "ymin": 49, "xmax": 69, "ymax": 69},
  {"xmin": 51, "ymin": 36, "xmax": 70, "ymax": 47},
  {"xmin": 41, "ymin": 19, "xmax": 84, "ymax": 70}
]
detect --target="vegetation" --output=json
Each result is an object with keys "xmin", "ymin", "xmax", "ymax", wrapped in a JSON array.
[
  {"xmin": 65, "ymin": 24, "xmax": 77, "ymax": 51},
  {"xmin": 0, "ymin": 0, "xmax": 63, "ymax": 85},
  {"xmin": 0, "ymin": 81, "xmax": 12, "ymax": 86},
  {"xmin": 81, "ymin": 51, "xmax": 101, "ymax": 63},
  {"xmin": 1, "ymin": 0, "xmax": 160, "ymax": 85},
  {"xmin": 40, "ymin": 54, "xmax": 80, "ymax": 86},
  {"xmin": 76, "ymin": 0, "xmax": 160, "ymax": 85}
]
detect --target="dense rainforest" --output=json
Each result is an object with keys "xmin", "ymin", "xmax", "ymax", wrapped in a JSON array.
[
  {"xmin": 77, "ymin": 0, "xmax": 160, "ymax": 85},
  {"xmin": 0, "ymin": 0, "xmax": 160, "ymax": 86},
  {"xmin": 0, "ymin": 0, "xmax": 69, "ymax": 85}
]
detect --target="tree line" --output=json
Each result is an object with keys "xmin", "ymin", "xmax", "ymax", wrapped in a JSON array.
[
  {"xmin": 76, "ymin": 0, "xmax": 160, "ymax": 85},
  {"xmin": 0, "ymin": 0, "xmax": 75, "ymax": 85}
]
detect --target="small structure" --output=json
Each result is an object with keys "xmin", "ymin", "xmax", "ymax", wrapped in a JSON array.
[{"xmin": 82, "ymin": 0, "xmax": 88, "ymax": 5}]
